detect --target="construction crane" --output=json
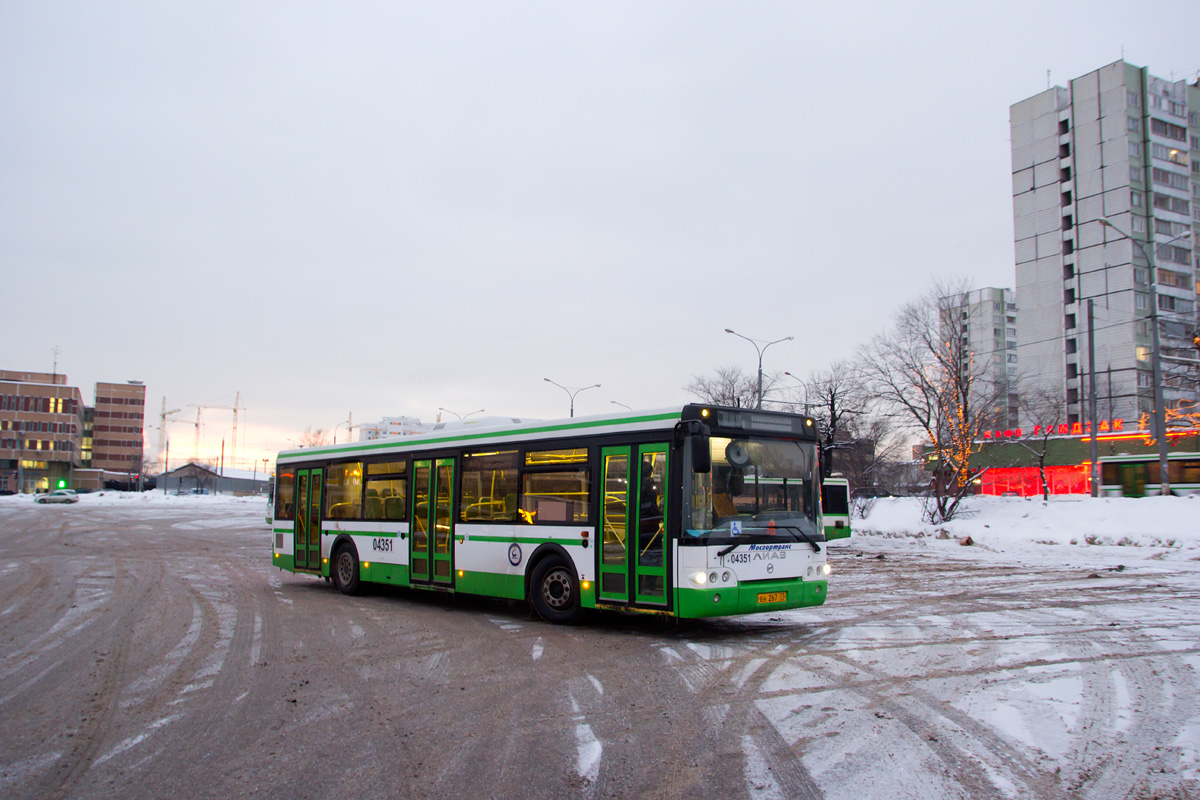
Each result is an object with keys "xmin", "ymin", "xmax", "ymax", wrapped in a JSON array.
[
  {"xmin": 157, "ymin": 399, "xmax": 185, "ymax": 470},
  {"xmin": 187, "ymin": 392, "xmax": 242, "ymax": 467}
]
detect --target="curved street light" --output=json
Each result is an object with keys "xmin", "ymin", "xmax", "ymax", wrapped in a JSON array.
[
  {"xmin": 781, "ymin": 372, "xmax": 811, "ymax": 416},
  {"xmin": 725, "ymin": 329, "xmax": 794, "ymax": 409},
  {"xmin": 439, "ymin": 407, "xmax": 485, "ymax": 421},
  {"xmin": 544, "ymin": 378, "xmax": 600, "ymax": 418},
  {"xmin": 610, "ymin": 400, "xmax": 632, "ymax": 411},
  {"xmin": 1099, "ymin": 218, "xmax": 1192, "ymax": 496}
]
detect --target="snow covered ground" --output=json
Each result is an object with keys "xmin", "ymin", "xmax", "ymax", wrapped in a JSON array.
[
  {"xmin": 3, "ymin": 490, "xmax": 1197, "ymax": 798},
  {"xmin": 782, "ymin": 494, "xmax": 1200, "ymax": 799}
]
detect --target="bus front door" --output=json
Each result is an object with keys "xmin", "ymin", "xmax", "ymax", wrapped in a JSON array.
[
  {"xmin": 598, "ymin": 444, "xmax": 668, "ymax": 607},
  {"xmin": 410, "ymin": 457, "xmax": 455, "ymax": 587},
  {"xmin": 294, "ymin": 467, "xmax": 323, "ymax": 572}
]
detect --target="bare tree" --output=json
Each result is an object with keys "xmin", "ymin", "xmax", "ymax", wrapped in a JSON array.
[
  {"xmin": 299, "ymin": 427, "xmax": 329, "ymax": 448},
  {"xmin": 1013, "ymin": 386, "xmax": 1069, "ymax": 500},
  {"xmin": 859, "ymin": 278, "xmax": 1006, "ymax": 523},
  {"xmin": 800, "ymin": 360, "xmax": 867, "ymax": 477},
  {"xmin": 840, "ymin": 411, "xmax": 906, "ymax": 494},
  {"xmin": 178, "ymin": 461, "xmax": 215, "ymax": 494},
  {"xmin": 683, "ymin": 366, "xmax": 761, "ymax": 409}
]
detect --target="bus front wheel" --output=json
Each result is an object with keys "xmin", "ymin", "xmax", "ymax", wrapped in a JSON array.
[
  {"xmin": 531, "ymin": 555, "xmax": 581, "ymax": 624},
  {"xmin": 333, "ymin": 544, "xmax": 361, "ymax": 596}
]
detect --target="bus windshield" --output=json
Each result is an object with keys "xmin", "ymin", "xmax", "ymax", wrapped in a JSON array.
[{"xmin": 683, "ymin": 436, "xmax": 821, "ymax": 544}]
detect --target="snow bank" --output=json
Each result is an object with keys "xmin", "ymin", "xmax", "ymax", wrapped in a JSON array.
[{"xmin": 856, "ymin": 495, "xmax": 1199, "ymax": 552}]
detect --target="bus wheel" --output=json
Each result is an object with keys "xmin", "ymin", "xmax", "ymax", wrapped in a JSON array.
[
  {"xmin": 531, "ymin": 556, "xmax": 581, "ymax": 624},
  {"xmin": 333, "ymin": 544, "xmax": 361, "ymax": 596}
]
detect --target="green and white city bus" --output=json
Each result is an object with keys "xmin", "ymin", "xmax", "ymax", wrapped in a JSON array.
[
  {"xmin": 820, "ymin": 476, "xmax": 851, "ymax": 543},
  {"xmin": 1098, "ymin": 452, "xmax": 1200, "ymax": 497},
  {"xmin": 271, "ymin": 405, "xmax": 832, "ymax": 623}
]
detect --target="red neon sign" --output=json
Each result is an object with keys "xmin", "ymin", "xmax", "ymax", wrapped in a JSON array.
[{"xmin": 981, "ymin": 418, "xmax": 1127, "ymax": 441}]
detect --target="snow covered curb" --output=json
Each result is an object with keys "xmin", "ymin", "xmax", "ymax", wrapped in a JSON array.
[{"xmin": 0, "ymin": 491, "xmax": 267, "ymax": 508}]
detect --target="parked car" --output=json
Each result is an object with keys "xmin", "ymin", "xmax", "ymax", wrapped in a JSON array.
[{"xmin": 35, "ymin": 489, "xmax": 79, "ymax": 504}]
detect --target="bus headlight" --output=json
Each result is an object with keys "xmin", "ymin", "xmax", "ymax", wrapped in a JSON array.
[
  {"xmin": 822, "ymin": 563, "xmax": 832, "ymax": 576},
  {"xmin": 692, "ymin": 571, "xmax": 707, "ymax": 585}
]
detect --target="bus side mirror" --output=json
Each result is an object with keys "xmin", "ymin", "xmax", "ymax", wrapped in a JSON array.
[{"xmin": 675, "ymin": 420, "xmax": 711, "ymax": 474}]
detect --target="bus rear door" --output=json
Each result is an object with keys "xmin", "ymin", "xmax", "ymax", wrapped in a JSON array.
[{"xmin": 410, "ymin": 457, "xmax": 455, "ymax": 587}]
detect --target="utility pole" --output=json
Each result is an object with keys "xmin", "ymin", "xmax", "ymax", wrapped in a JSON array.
[
  {"xmin": 1099, "ymin": 219, "xmax": 1188, "ymax": 496},
  {"xmin": 1088, "ymin": 299, "xmax": 1099, "ymax": 497}
]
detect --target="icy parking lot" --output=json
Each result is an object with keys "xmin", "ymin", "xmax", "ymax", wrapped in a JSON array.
[{"xmin": 0, "ymin": 492, "xmax": 1197, "ymax": 799}]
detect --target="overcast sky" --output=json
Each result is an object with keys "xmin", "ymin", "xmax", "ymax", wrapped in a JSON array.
[{"xmin": 3, "ymin": 1, "xmax": 1197, "ymax": 467}]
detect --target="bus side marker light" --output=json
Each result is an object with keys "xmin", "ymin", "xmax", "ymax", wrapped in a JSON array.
[
  {"xmin": 323, "ymin": 558, "xmax": 328, "ymax": 564},
  {"xmin": 458, "ymin": 570, "xmax": 464, "ymax": 578},
  {"xmin": 363, "ymin": 562, "xmax": 370, "ymax": 568},
  {"xmin": 581, "ymin": 581, "xmax": 590, "ymax": 591}
]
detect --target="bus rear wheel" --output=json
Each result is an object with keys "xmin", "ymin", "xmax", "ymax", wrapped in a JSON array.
[
  {"xmin": 333, "ymin": 543, "xmax": 361, "ymax": 596},
  {"xmin": 531, "ymin": 555, "xmax": 581, "ymax": 624}
]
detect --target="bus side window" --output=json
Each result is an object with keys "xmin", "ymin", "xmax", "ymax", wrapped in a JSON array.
[
  {"xmin": 325, "ymin": 462, "xmax": 363, "ymax": 519},
  {"xmin": 275, "ymin": 469, "xmax": 295, "ymax": 520}
]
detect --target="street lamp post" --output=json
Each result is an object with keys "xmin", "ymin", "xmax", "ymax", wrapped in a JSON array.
[
  {"xmin": 439, "ymin": 407, "xmax": 485, "ymax": 421},
  {"xmin": 782, "ymin": 372, "xmax": 811, "ymax": 416},
  {"xmin": 725, "ymin": 329, "xmax": 794, "ymax": 409},
  {"xmin": 1099, "ymin": 219, "xmax": 1192, "ymax": 496},
  {"xmin": 544, "ymin": 379, "xmax": 600, "ymax": 418},
  {"xmin": 16, "ymin": 428, "xmax": 25, "ymax": 495},
  {"xmin": 610, "ymin": 401, "xmax": 632, "ymax": 411},
  {"xmin": 332, "ymin": 415, "xmax": 355, "ymax": 445}
]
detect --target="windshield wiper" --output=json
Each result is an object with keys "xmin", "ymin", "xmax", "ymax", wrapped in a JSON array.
[
  {"xmin": 717, "ymin": 525, "xmax": 821, "ymax": 556},
  {"xmin": 779, "ymin": 524, "xmax": 822, "ymax": 553}
]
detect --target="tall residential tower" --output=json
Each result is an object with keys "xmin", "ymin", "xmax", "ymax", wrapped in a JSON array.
[
  {"xmin": 947, "ymin": 288, "xmax": 1020, "ymax": 430},
  {"xmin": 1011, "ymin": 61, "xmax": 1199, "ymax": 428}
]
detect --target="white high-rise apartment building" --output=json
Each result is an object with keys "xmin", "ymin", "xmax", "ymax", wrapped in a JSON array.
[
  {"xmin": 359, "ymin": 416, "xmax": 433, "ymax": 440},
  {"xmin": 947, "ymin": 288, "xmax": 1020, "ymax": 429},
  {"xmin": 1011, "ymin": 61, "xmax": 1199, "ymax": 428}
]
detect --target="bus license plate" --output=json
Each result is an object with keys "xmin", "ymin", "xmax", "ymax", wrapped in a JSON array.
[{"xmin": 757, "ymin": 591, "xmax": 787, "ymax": 604}]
